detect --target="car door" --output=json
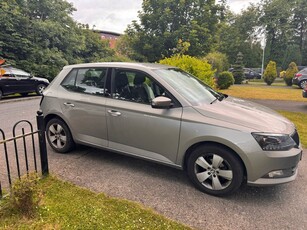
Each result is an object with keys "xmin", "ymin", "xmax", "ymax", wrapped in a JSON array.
[
  {"xmin": 14, "ymin": 74, "xmax": 34, "ymax": 93},
  {"xmin": 0, "ymin": 74, "xmax": 17, "ymax": 94},
  {"xmin": 59, "ymin": 67, "xmax": 110, "ymax": 147},
  {"xmin": 106, "ymin": 69, "xmax": 182, "ymax": 165}
]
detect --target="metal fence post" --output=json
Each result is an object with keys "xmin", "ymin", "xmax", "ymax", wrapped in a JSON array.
[{"xmin": 36, "ymin": 110, "xmax": 49, "ymax": 176}]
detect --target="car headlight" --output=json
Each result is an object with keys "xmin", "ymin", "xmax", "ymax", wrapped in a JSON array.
[{"xmin": 252, "ymin": 133, "xmax": 297, "ymax": 151}]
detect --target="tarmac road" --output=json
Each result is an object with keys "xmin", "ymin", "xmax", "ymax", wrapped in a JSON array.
[{"xmin": 0, "ymin": 96, "xmax": 306, "ymax": 230}]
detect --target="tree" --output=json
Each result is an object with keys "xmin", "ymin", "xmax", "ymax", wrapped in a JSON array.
[
  {"xmin": 0, "ymin": 0, "xmax": 114, "ymax": 79},
  {"xmin": 216, "ymin": 6, "xmax": 263, "ymax": 68},
  {"xmin": 282, "ymin": 44, "xmax": 302, "ymax": 70},
  {"xmin": 232, "ymin": 52, "xmax": 244, "ymax": 84},
  {"xmin": 292, "ymin": 0, "xmax": 307, "ymax": 65},
  {"xmin": 263, "ymin": 60, "xmax": 277, "ymax": 85},
  {"xmin": 284, "ymin": 62, "xmax": 299, "ymax": 86},
  {"xmin": 124, "ymin": 0, "xmax": 226, "ymax": 62},
  {"xmin": 259, "ymin": 0, "xmax": 293, "ymax": 67}
]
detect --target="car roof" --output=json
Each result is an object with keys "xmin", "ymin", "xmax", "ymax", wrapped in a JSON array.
[
  {"xmin": 63, "ymin": 62, "xmax": 175, "ymax": 71},
  {"xmin": 2, "ymin": 67, "xmax": 31, "ymax": 76}
]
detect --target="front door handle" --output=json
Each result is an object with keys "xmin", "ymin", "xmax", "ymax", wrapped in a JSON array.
[
  {"xmin": 108, "ymin": 110, "xmax": 121, "ymax": 116},
  {"xmin": 64, "ymin": 102, "xmax": 75, "ymax": 107}
]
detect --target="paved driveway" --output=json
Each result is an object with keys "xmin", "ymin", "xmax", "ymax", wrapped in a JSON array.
[
  {"xmin": 250, "ymin": 99, "xmax": 307, "ymax": 114},
  {"xmin": 49, "ymin": 146, "xmax": 306, "ymax": 230},
  {"xmin": 1, "ymin": 97, "xmax": 306, "ymax": 230}
]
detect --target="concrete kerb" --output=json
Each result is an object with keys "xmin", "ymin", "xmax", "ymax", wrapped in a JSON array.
[{"xmin": 0, "ymin": 96, "xmax": 41, "ymax": 104}]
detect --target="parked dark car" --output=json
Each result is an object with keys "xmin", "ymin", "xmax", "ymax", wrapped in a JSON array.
[
  {"xmin": 229, "ymin": 68, "xmax": 262, "ymax": 79},
  {"xmin": 292, "ymin": 67, "xmax": 307, "ymax": 89},
  {"xmin": 0, "ymin": 67, "xmax": 49, "ymax": 99}
]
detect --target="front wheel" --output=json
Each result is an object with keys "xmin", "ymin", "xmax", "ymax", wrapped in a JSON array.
[
  {"xmin": 187, "ymin": 144, "xmax": 244, "ymax": 196},
  {"xmin": 36, "ymin": 84, "xmax": 46, "ymax": 95},
  {"xmin": 46, "ymin": 118, "xmax": 75, "ymax": 153},
  {"xmin": 299, "ymin": 80, "xmax": 307, "ymax": 89}
]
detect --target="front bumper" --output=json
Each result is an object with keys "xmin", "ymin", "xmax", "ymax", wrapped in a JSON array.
[{"xmin": 247, "ymin": 149, "xmax": 302, "ymax": 186}]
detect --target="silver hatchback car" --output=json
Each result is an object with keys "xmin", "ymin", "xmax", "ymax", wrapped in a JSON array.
[{"xmin": 40, "ymin": 62, "xmax": 302, "ymax": 196}]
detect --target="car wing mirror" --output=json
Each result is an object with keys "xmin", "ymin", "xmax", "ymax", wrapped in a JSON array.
[{"xmin": 151, "ymin": 96, "xmax": 173, "ymax": 109}]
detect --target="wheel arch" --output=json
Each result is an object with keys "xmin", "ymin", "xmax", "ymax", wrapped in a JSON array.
[
  {"xmin": 183, "ymin": 141, "xmax": 247, "ymax": 181},
  {"xmin": 44, "ymin": 114, "xmax": 72, "ymax": 133}
]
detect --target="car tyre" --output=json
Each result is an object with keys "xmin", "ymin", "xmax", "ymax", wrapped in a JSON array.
[
  {"xmin": 187, "ymin": 144, "xmax": 244, "ymax": 196},
  {"xmin": 0, "ymin": 89, "xmax": 2, "ymax": 100},
  {"xmin": 299, "ymin": 80, "xmax": 307, "ymax": 89},
  {"xmin": 46, "ymin": 118, "xmax": 75, "ymax": 153},
  {"xmin": 36, "ymin": 84, "xmax": 46, "ymax": 95}
]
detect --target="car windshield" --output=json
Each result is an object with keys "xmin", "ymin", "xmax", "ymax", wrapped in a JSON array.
[{"xmin": 154, "ymin": 68, "xmax": 222, "ymax": 105}]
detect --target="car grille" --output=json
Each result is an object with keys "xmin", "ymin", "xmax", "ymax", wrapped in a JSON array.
[{"xmin": 291, "ymin": 130, "xmax": 300, "ymax": 147}]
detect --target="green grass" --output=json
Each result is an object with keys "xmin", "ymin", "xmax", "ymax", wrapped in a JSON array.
[
  {"xmin": 278, "ymin": 111, "xmax": 307, "ymax": 147},
  {"xmin": 220, "ymin": 85, "xmax": 304, "ymax": 101},
  {"xmin": 0, "ymin": 176, "xmax": 190, "ymax": 230}
]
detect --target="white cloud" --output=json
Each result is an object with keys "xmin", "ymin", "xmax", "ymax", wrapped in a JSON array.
[
  {"xmin": 68, "ymin": 0, "xmax": 261, "ymax": 33},
  {"xmin": 228, "ymin": 0, "xmax": 261, "ymax": 13},
  {"xmin": 68, "ymin": 0, "xmax": 142, "ymax": 33}
]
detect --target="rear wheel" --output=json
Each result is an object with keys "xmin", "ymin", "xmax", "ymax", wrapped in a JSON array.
[
  {"xmin": 187, "ymin": 144, "xmax": 244, "ymax": 196},
  {"xmin": 46, "ymin": 118, "xmax": 75, "ymax": 153},
  {"xmin": 299, "ymin": 80, "xmax": 307, "ymax": 89},
  {"xmin": 36, "ymin": 84, "xmax": 46, "ymax": 95},
  {"xmin": 0, "ymin": 89, "xmax": 2, "ymax": 100}
]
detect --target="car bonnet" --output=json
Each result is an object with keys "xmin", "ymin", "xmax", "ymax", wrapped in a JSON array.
[{"xmin": 193, "ymin": 96, "xmax": 295, "ymax": 134}]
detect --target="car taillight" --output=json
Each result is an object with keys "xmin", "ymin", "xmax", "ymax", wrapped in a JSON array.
[{"xmin": 295, "ymin": 73, "xmax": 302, "ymax": 78}]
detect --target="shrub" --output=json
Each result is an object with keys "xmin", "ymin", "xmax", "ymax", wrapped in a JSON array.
[
  {"xmin": 159, "ymin": 54, "xmax": 215, "ymax": 87},
  {"xmin": 279, "ymin": 70, "xmax": 286, "ymax": 78},
  {"xmin": 263, "ymin": 61, "xmax": 277, "ymax": 85},
  {"xmin": 216, "ymin": 71, "xmax": 234, "ymax": 89},
  {"xmin": 232, "ymin": 52, "xmax": 244, "ymax": 84},
  {"xmin": 9, "ymin": 173, "xmax": 41, "ymax": 217},
  {"xmin": 284, "ymin": 62, "xmax": 299, "ymax": 86},
  {"xmin": 204, "ymin": 52, "xmax": 229, "ymax": 75}
]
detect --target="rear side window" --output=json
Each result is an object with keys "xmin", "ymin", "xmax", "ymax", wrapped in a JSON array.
[{"xmin": 61, "ymin": 68, "xmax": 109, "ymax": 96}]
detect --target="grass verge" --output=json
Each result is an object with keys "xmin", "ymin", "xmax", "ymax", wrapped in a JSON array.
[
  {"xmin": 220, "ymin": 85, "xmax": 304, "ymax": 101},
  {"xmin": 0, "ymin": 176, "xmax": 190, "ymax": 230},
  {"xmin": 278, "ymin": 111, "xmax": 306, "ymax": 147}
]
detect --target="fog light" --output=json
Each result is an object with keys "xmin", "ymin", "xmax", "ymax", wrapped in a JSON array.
[
  {"xmin": 267, "ymin": 170, "xmax": 284, "ymax": 178},
  {"xmin": 264, "ymin": 168, "xmax": 296, "ymax": 179}
]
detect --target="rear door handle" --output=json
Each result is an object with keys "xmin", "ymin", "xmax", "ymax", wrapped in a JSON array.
[
  {"xmin": 64, "ymin": 102, "xmax": 75, "ymax": 107},
  {"xmin": 108, "ymin": 110, "xmax": 121, "ymax": 116}
]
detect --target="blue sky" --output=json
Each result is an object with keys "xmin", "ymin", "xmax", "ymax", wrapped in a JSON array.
[{"xmin": 68, "ymin": 0, "xmax": 260, "ymax": 33}]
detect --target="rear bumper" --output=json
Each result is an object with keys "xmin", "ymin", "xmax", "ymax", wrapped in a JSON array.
[{"xmin": 292, "ymin": 78, "xmax": 299, "ymax": 85}]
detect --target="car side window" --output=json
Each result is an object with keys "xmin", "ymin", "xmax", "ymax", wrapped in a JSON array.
[
  {"xmin": 61, "ymin": 68, "xmax": 109, "ymax": 96},
  {"xmin": 112, "ymin": 69, "xmax": 167, "ymax": 104}
]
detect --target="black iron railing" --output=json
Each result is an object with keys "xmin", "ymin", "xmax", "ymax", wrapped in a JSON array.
[{"xmin": 0, "ymin": 111, "xmax": 48, "ymax": 198}]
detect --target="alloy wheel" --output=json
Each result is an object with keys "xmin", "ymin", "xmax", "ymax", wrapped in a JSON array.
[
  {"xmin": 37, "ymin": 84, "xmax": 46, "ymax": 95},
  {"xmin": 194, "ymin": 153, "xmax": 233, "ymax": 190},
  {"xmin": 48, "ymin": 123, "xmax": 67, "ymax": 149}
]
